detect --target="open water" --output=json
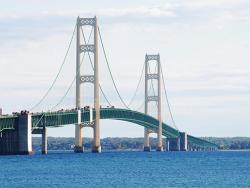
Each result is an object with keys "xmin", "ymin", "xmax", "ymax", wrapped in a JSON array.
[{"xmin": 0, "ymin": 151, "xmax": 250, "ymax": 188}]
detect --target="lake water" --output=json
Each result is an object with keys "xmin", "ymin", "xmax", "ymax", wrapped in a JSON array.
[{"xmin": 0, "ymin": 151, "xmax": 250, "ymax": 188}]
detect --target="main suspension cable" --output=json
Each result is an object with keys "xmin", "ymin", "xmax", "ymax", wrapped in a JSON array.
[
  {"xmin": 160, "ymin": 63, "xmax": 179, "ymax": 132},
  {"xmin": 29, "ymin": 24, "xmax": 77, "ymax": 111},
  {"xmin": 50, "ymin": 28, "xmax": 93, "ymax": 111},
  {"xmin": 80, "ymin": 27, "xmax": 112, "ymax": 106},
  {"xmin": 98, "ymin": 27, "xmax": 130, "ymax": 109}
]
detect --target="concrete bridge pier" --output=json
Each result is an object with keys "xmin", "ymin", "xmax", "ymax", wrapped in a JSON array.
[
  {"xmin": 167, "ymin": 137, "xmax": 180, "ymax": 151},
  {"xmin": 92, "ymin": 122, "xmax": 101, "ymax": 153},
  {"xmin": 188, "ymin": 145, "xmax": 195, "ymax": 151},
  {"xmin": 18, "ymin": 113, "xmax": 32, "ymax": 155},
  {"xmin": 74, "ymin": 125, "xmax": 83, "ymax": 153},
  {"xmin": 0, "ymin": 112, "xmax": 32, "ymax": 155},
  {"xmin": 42, "ymin": 127, "xmax": 47, "ymax": 154},
  {"xmin": 180, "ymin": 132, "xmax": 188, "ymax": 151},
  {"xmin": 166, "ymin": 133, "xmax": 188, "ymax": 152},
  {"xmin": 166, "ymin": 139, "xmax": 170, "ymax": 151},
  {"xmin": 156, "ymin": 127, "xmax": 163, "ymax": 152},
  {"xmin": 143, "ymin": 128, "xmax": 151, "ymax": 152}
]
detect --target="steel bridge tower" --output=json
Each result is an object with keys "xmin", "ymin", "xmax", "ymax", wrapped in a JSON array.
[
  {"xmin": 75, "ymin": 16, "xmax": 101, "ymax": 153},
  {"xmin": 144, "ymin": 54, "xmax": 163, "ymax": 152}
]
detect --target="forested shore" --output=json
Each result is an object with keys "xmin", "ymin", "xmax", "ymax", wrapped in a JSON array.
[{"xmin": 32, "ymin": 137, "xmax": 250, "ymax": 151}]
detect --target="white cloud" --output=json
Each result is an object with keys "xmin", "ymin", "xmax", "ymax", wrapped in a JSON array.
[
  {"xmin": 216, "ymin": 10, "xmax": 250, "ymax": 24},
  {"xmin": 184, "ymin": 0, "xmax": 249, "ymax": 9},
  {"xmin": 97, "ymin": 6, "xmax": 176, "ymax": 18}
]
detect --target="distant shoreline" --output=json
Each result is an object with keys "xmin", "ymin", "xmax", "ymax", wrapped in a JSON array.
[{"xmin": 32, "ymin": 137, "xmax": 250, "ymax": 151}]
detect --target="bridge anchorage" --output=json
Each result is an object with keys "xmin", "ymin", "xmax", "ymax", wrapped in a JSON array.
[{"xmin": 0, "ymin": 16, "xmax": 218, "ymax": 155}]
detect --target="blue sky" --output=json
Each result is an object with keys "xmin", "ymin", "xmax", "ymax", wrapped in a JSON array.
[{"xmin": 0, "ymin": 0, "xmax": 250, "ymax": 137}]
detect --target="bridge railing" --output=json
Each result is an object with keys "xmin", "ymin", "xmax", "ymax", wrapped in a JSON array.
[{"xmin": 0, "ymin": 116, "xmax": 18, "ymax": 132}]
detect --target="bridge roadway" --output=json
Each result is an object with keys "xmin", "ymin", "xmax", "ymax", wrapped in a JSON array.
[{"xmin": 0, "ymin": 108, "xmax": 217, "ymax": 149}]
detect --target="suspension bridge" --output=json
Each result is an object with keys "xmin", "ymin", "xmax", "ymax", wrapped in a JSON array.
[{"xmin": 0, "ymin": 16, "xmax": 218, "ymax": 155}]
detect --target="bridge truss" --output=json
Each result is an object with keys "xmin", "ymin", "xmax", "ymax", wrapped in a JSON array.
[{"xmin": 0, "ymin": 108, "xmax": 217, "ymax": 150}]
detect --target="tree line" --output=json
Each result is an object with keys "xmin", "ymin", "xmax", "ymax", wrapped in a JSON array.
[{"xmin": 32, "ymin": 137, "xmax": 250, "ymax": 151}]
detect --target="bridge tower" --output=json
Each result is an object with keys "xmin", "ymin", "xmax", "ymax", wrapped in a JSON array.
[
  {"xmin": 75, "ymin": 16, "xmax": 101, "ymax": 153},
  {"xmin": 144, "ymin": 54, "xmax": 163, "ymax": 152}
]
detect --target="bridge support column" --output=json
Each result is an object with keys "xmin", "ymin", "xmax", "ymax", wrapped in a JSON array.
[
  {"xmin": 180, "ymin": 132, "xmax": 187, "ymax": 151},
  {"xmin": 166, "ymin": 138, "xmax": 170, "ymax": 151},
  {"xmin": 92, "ymin": 124, "xmax": 101, "ymax": 153},
  {"xmin": 92, "ymin": 16, "xmax": 101, "ymax": 153},
  {"xmin": 167, "ymin": 137, "xmax": 180, "ymax": 151},
  {"xmin": 156, "ymin": 54, "xmax": 163, "ymax": 152},
  {"xmin": 74, "ymin": 16, "xmax": 83, "ymax": 153},
  {"xmin": 143, "ymin": 129, "xmax": 151, "ymax": 151},
  {"xmin": 18, "ymin": 113, "xmax": 32, "ymax": 155},
  {"xmin": 42, "ymin": 127, "xmax": 47, "ymax": 155},
  {"xmin": 74, "ymin": 125, "xmax": 83, "ymax": 153},
  {"xmin": 156, "ymin": 132, "xmax": 163, "ymax": 152},
  {"xmin": 76, "ymin": 17, "xmax": 101, "ymax": 153},
  {"xmin": 144, "ymin": 54, "xmax": 163, "ymax": 152},
  {"xmin": 74, "ymin": 110, "xmax": 83, "ymax": 153}
]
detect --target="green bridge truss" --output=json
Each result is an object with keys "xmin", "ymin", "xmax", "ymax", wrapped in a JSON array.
[{"xmin": 0, "ymin": 108, "xmax": 217, "ymax": 149}]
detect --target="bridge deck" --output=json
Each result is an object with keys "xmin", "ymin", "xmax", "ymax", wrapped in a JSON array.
[{"xmin": 0, "ymin": 108, "xmax": 217, "ymax": 149}]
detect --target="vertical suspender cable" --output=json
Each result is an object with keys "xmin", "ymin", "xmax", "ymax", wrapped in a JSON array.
[
  {"xmin": 29, "ymin": 24, "xmax": 77, "ymax": 111},
  {"xmin": 98, "ymin": 27, "xmax": 130, "ymax": 109},
  {"xmin": 127, "ymin": 63, "xmax": 145, "ymax": 107},
  {"xmin": 50, "ymin": 28, "xmax": 93, "ymax": 111},
  {"xmin": 160, "ymin": 63, "xmax": 179, "ymax": 132}
]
